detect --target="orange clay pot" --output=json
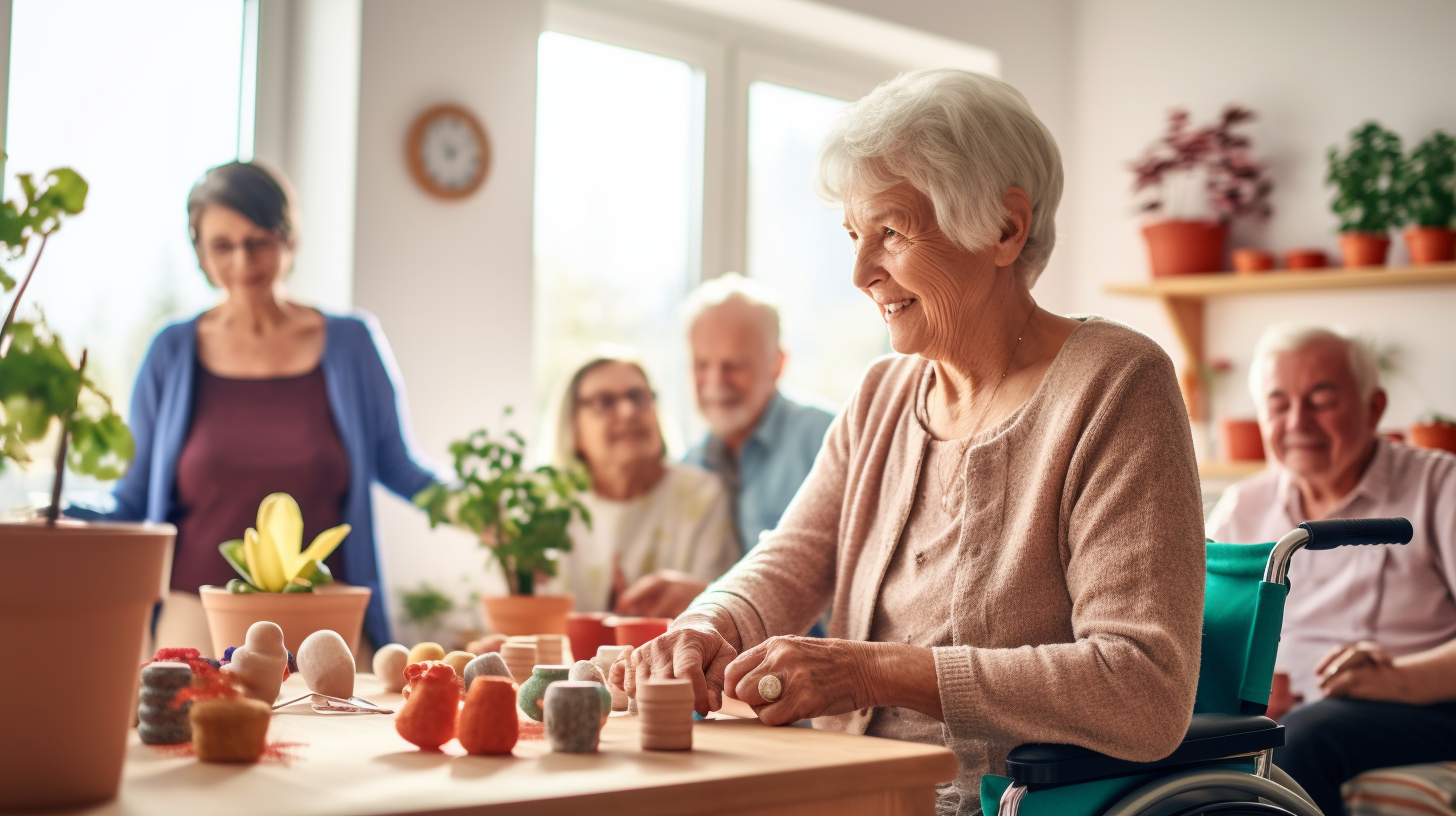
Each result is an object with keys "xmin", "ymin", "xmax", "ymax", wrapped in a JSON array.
[
  {"xmin": 1410, "ymin": 422, "xmax": 1456, "ymax": 454},
  {"xmin": 1143, "ymin": 220, "xmax": 1229, "ymax": 276},
  {"xmin": 1339, "ymin": 231, "xmax": 1391, "ymax": 268},
  {"xmin": 199, "ymin": 584, "xmax": 370, "ymax": 659},
  {"xmin": 480, "ymin": 593, "xmax": 573, "ymax": 636},
  {"xmin": 1219, "ymin": 418, "xmax": 1266, "ymax": 462},
  {"xmin": 1231, "ymin": 248, "xmax": 1275, "ymax": 273},
  {"xmin": 395, "ymin": 662, "xmax": 462, "ymax": 750},
  {"xmin": 1284, "ymin": 248, "xmax": 1329, "ymax": 270},
  {"xmin": 611, "ymin": 616, "xmax": 672, "ymax": 647},
  {"xmin": 458, "ymin": 676, "xmax": 519, "ymax": 755},
  {"xmin": 1405, "ymin": 227, "xmax": 1456, "ymax": 264}
]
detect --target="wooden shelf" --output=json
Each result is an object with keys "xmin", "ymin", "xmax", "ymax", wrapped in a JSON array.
[
  {"xmin": 1199, "ymin": 460, "xmax": 1266, "ymax": 480},
  {"xmin": 1106, "ymin": 262, "xmax": 1456, "ymax": 420}
]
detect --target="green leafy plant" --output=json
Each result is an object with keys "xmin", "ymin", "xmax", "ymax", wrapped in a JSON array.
[
  {"xmin": 217, "ymin": 493, "xmax": 348, "ymax": 594},
  {"xmin": 415, "ymin": 414, "xmax": 592, "ymax": 596},
  {"xmin": 1327, "ymin": 122, "xmax": 1403, "ymax": 233},
  {"xmin": 1395, "ymin": 131, "xmax": 1456, "ymax": 228},
  {"xmin": 0, "ymin": 165, "xmax": 135, "ymax": 522},
  {"xmin": 400, "ymin": 583, "xmax": 455, "ymax": 628}
]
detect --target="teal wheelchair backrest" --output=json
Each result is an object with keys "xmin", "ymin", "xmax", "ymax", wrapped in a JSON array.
[{"xmin": 1195, "ymin": 540, "xmax": 1287, "ymax": 716}]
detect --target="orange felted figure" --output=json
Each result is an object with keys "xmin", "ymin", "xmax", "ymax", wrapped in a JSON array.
[
  {"xmin": 457, "ymin": 676, "xmax": 519, "ymax": 756},
  {"xmin": 395, "ymin": 662, "xmax": 462, "ymax": 750}
]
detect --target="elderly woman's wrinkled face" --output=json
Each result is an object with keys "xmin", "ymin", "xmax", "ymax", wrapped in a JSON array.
[
  {"xmin": 843, "ymin": 182, "xmax": 995, "ymax": 359},
  {"xmin": 196, "ymin": 205, "xmax": 292, "ymax": 297},
  {"xmin": 573, "ymin": 361, "xmax": 663, "ymax": 476}
]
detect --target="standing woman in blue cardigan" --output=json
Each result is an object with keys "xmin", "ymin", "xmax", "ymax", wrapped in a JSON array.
[{"xmin": 69, "ymin": 161, "xmax": 440, "ymax": 653}]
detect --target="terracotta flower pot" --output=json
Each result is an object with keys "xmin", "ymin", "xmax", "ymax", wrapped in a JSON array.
[
  {"xmin": 566, "ymin": 611, "xmax": 615, "ymax": 662},
  {"xmin": 199, "ymin": 584, "xmax": 370, "ymax": 658},
  {"xmin": 1405, "ymin": 227, "xmax": 1456, "ymax": 265},
  {"xmin": 1231, "ymin": 248, "xmax": 1274, "ymax": 274},
  {"xmin": 1410, "ymin": 423, "xmax": 1456, "ymax": 454},
  {"xmin": 1339, "ymin": 231, "xmax": 1391, "ymax": 268},
  {"xmin": 1284, "ymin": 248, "xmax": 1329, "ymax": 270},
  {"xmin": 0, "ymin": 521, "xmax": 172, "ymax": 811},
  {"xmin": 611, "ymin": 616, "xmax": 672, "ymax": 647},
  {"xmin": 1142, "ymin": 220, "xmax": 1229, "ymax": 276},
  {"xmin": 480, "ymin": 593, "xmax": 574, "ymax": 637},
  {"xmin": 1219, "ymin": 418, "xmax": 1266, "ymax": 462}
]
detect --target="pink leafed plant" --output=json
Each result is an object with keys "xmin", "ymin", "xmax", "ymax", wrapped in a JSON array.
[{"xmin": 1131, "ymin": 106, "xmax": 1274, "ymax": 222}]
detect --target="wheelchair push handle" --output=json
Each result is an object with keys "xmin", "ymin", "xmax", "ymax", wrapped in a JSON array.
[{"xmin": 1298, "ymin": 518, "xmax": 1413, "ymax": 550}]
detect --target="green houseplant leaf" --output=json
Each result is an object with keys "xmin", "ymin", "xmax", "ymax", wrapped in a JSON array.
[
  {"xmin": 1395, "ymin": 131, "xmax": 1456, "ymax": 229},
  {"xmin": 1327, "ymin": 122, "xmax": 1403, "ymax": 233}
]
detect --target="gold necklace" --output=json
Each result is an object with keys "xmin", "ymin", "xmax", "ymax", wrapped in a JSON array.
[{"xmin": 937, "ymin": 305, "xmax": 1037, "ymax": 513}]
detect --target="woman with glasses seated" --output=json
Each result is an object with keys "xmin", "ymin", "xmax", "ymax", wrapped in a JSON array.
[
  {"xmin": 541, "ymin": 350, "xmax": 739, "ymax": 618},
  {"xmin": 67, "ymin": 161, "xmax": 441, "ymax": 655}
]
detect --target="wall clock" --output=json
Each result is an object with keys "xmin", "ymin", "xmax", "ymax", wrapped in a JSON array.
[{"xmin": 406, "ymin": 104, "xmax": 491, "ymax": 200}]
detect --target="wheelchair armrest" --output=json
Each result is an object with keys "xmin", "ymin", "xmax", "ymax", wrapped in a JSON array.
[{"xmin": 1004, "ymin": 713, "xmax": 1284, "ymax": 787}]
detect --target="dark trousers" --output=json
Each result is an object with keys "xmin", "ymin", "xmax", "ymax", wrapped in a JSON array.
[{"xmin": 1275, "ymin": 698, "xmax": 1456, "ymax": 815}]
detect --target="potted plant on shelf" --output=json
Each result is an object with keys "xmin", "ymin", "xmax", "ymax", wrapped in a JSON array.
[
  {"xmin": 1327, "ymin": 121, "xmax": 1403, "ymax": 268},
  {"xmin": 198, "ymin": 492, "xmax": 371, "ymax": 658},
  {"xmin": 1395, "ymin": 130, "xmax": 1456, "ymax": 264},
  {"xmin": 416, "ymin": 419, "xmax": 591, "ymax": 636},
  {"xmin": 399, "ymin": 582, "xmax": 455, "ymax": 645},
  {"xmin": 1410, "ymin": 413, "xmax": 1456, "ymax": 454},
  {"xmin": 1131, "ymin": 105, "xmax": 1273, "ymax": 276},
  {"xmin": 0, "ymin": 167, "xmax": 174, "ymax": 811}
]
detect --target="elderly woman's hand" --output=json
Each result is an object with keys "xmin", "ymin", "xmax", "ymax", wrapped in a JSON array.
[
  {"xmin": 609, "ymin": 620, "xmax": 738, "ymax": 716},
  {"xmin": 722, "ymin": 636, "xmax": 882, "ymax": 726}
]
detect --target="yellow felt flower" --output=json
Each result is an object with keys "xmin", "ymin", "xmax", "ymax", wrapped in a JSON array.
[{"xmin": 243, "ymin": 493, "xmax": 351, "ymax": 592}]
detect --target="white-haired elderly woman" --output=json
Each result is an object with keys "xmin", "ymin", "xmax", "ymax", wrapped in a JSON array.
[
  {"xmin": 541, "ymin": 349, "xmax": 739, "ymax": 617},
  {"xmin": 612, "ymin": 69, "xmax": 1206, "ymax": 811}
]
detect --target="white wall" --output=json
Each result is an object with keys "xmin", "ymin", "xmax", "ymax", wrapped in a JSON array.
[
  {"xmin": 1067, "ymin": 0, "xmax": 1456, "ymax": 430},
  {"xmin": 352, "ymin": 0, "xmax": 544, "ymax": 635}
]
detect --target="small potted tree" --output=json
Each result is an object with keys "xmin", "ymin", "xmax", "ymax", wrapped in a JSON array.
[
  {"xmin": 0, "ymin": 168, "xmax": 173, "ymax": 810},
  {"xmin": 1410, "ymin": 413, "xmax": 1456, "ymax": 454},
  {"xmin": 1131, "ymin": 105, "xmax": 1273, "ymax": 276},
  {"xmin": 1327, "ymin": 121, "xmax": 1403, "ymax": 268},
  {"xmin": 416, "ymin": 420, "xmax": 591, "ymax": 636},
  {"xmin": 1395, "ymin": 130, "xmax": 1456, "ymax": 264}
]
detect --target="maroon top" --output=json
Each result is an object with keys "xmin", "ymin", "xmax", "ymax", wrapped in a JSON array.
[{"xmin": 169, "ymin": 365, "xmax": 351, "ymax": 593}]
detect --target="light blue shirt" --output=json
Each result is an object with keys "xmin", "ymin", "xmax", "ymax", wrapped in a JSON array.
[{"xmin": 685, "ymin": 390, "xmax": 836, "ymax": 556}]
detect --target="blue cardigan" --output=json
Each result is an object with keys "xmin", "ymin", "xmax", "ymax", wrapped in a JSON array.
[{"xmin": 68, "ymin": 311, "xmax": 441, "ymax": 648}]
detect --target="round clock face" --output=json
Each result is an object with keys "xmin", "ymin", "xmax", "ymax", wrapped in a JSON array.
[{"xmin": 407, "ymin": 105, "xmax": 490, "ymax": 199}]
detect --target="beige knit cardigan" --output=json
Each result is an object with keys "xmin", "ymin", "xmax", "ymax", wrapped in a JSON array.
[{"xmin": 694, "ymin": 317, "xmax": 1206, "ymax": 809}]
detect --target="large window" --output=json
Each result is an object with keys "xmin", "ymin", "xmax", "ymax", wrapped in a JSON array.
[{"xmin": 2, "ymin": 0, "xmax": 248, "ymax": 510}]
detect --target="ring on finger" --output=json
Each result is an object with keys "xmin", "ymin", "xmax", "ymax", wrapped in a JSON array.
[{"xmin": 758, "ymin": 674, "xmax": 783, "ymax": 703}]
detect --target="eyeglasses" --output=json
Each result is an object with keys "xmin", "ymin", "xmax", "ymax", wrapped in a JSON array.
[
  {"xmin": 576, "ymin": 387, "xmax": 656, "ymax": 416},
  {"xmin": 203, "ymin": 235, "xmax": 282, "ymax": 260}
]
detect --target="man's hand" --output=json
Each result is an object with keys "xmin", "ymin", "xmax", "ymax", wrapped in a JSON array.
[
  {"xmin": 1316, "ymin": 640, "xmax": 1415, "ymax": 703},
  {"xmin": 613, "ymin": 570, "xmax": 709, "ymax": 618}
]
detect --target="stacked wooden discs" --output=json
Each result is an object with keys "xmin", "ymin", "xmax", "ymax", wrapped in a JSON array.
[
  {"xmin": 637, "ymin": 678, "xmax": 694, "ymax": 751},
  {"xmin": 500, "ymin": 640, "xmax": 536, "ymax": 685},
  {"xmin": 534, "ymin": 634, "xmax": 567, "ymax": 666}
]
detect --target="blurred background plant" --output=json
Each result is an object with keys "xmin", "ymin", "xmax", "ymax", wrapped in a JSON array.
[
  {"xmin": 1327, "ymin": 122, "xmax": 1403, "ymax": 233},
  {"xmin": 1131, "ymin": 105, "xmax": 1273, "ymax": 222}
]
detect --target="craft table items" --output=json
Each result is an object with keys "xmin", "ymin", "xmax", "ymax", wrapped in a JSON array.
[
  {"xmin": 568, "ymin": 660, "xmax": 613, "ymax": 721},
  {"xmin": 638, "ymin": 678, "xmax": 694, "ymax": 751},
  {"xmin": 517, "ymin": 665, "xmax": 570, "ymax": 721},
  {"xmin": 298, "ymin": 629, "xmax": 355, "ymax": 698},
  {"xmin": 612, "ymin": 616, "xmax": 671, "ymax": 647},
  {"xmin": 190, "ymin": 697, "xmax": 272, "ymax": 763},
  {"xmin": 466, "ymin": 633, "xmax": 508, "ymax": 656},
  {"xmin": 567, "ymin": 612, "xmax": 614, "ymax": 661},
  {"xmin": 395, "ymin": 662, "xmax": 462, "ymax": 750},
  {"xmin": 463, "ymin": 652, "xmax": 513, "ymax": 690},
  {"xmin": 593, "ymin": 645, "xmax": 630, "ymax": 711},
  {"xmin": 457, "ymin": 675, "xmax": 519, "ymax": 756},
  {"xmin": 533, "ymin": 634, "xmax": 567, "ymax": 666},
  {"xmin": 224, "ymin": 621, "xmax": 289, "ymax": 704},
  {"xmin": 501, "ymin": 640, "xmax": 537, "ymax": 687},
  {"xmin": 137, "ymin": 662, "xmax": 194, "ymax": 745},
  {"xmin": 407, "ymin": 641, "xmax": 446, "ymax": 666},
  {"xmin": 372, "ymin": 643, "xmax": 410, "ymax": 693},
  {"xmin": 544, "ymin": 682, "xmax": 606, "ymax": 753},
  {"xmin": 443, "ymin": 650, "xmax": 476, "ymax": 676}
]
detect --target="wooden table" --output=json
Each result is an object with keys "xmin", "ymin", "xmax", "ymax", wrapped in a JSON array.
[{"xmin": 68, "ymin": 674, "xmax": 958, "ymax": 816}]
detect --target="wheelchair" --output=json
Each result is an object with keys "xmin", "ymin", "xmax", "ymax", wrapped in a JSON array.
[{"xmin": 980, "ymin": 517, "xmax": 1415, "ymax": 816}]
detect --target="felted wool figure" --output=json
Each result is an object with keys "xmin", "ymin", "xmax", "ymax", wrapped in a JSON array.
[
  {"xmin": 457, "ymin": 676, "xmax": 518, "ymax": 756},
  {"xmin": 372, "ymin": 643, "xmax": 410, "ymax": 693},
  {"xmin": 395, "ymin": 661, "xmax": 462, "ymax": 750},
  {"xmin": 465, "ymin": 634, "xmax": 508, "ymax": 656},
  {"xmin": 442, "ymin": 651, "xmax": 475, "ymax": 677},
  {"xmin": 190, "ymin": 697, "xmax": 272, "ymax": 763},
  {"xmin": 463, "ymin": 652, "xmax": 512, "ymax": 691},
  {"xmin": 137, "ymin": 662, "xmax": 193, "ymax": 745},
  {"xmin": 297, "ymin": 630, "xmax": 354, "ymax": 698},
  {"xmin": 222, "ymin": 621, "xmax": 288, "ymax": 704},
  {"xmin": 407, "ymin": 642, "xmax": 446, "ymax": 665}
]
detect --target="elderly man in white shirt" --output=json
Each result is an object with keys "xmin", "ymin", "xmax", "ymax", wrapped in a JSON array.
[{"xmin": 1207, "ymin": 324, "xmax": 1456, "ymax": 816}]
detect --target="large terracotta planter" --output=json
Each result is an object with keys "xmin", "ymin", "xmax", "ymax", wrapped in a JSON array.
[
  {"xmin": 1143, "ymin": 220, "xmax": 1229, "ymax": 276},
  {"xmin": 0, "ymin": 521, "xmax": 172, "ymax": 811},
  {"xmin": 1405, "ymin": 227, "xmax": 1456, "ymax": 264},
  {"xmin": 480, "ymin": 593, "xmax": 573, "ymax": 636},
  {"xmin": 1410, "ymin": 422, "xmax": 1456, "ymax": 454},
  {"xmin": 1339, "ymin": 231, "xmax": 1391, "ymax": 268},
  {"xmin": 1219, "ymin": 418, "xmax": 1266, "ymax": 462},
  {"xmin": 199, "ymin": 584, "xmax": 370, "ymax": 658}
]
